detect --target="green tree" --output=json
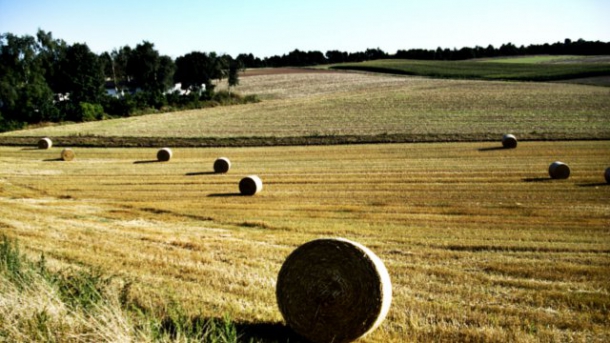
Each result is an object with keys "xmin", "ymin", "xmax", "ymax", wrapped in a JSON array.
[
  {"xmin": 108, "ymin": 46, "xmax": 132, "ymax": 94},
  {"xmin": 156, "ymin": 55, "xmax": 176, "ymax": 93},
  {"xmin": 0, "ymin": 33, "xmax": 57, "ymax": 125},
  {"xmin": 126, "ymin": 41, "xmax": 174, "ymax": 93},
  {"xmin": 227, "ymin": 59, "xmax": 242, "ymax": 93},
  {"xmin": 174, "ymin": 51, "xmax": 215, "ymax": 94},
  {"xmin": 36, "ymin": 29, "xmax": 67, "ymax": 96},
  {"xmin": 57, "ymin": 43, "xmax": 105, "ymax": 104},
  {"xmin": 174, "ymin": 51, "xmax": 230, "ymax": 94}
]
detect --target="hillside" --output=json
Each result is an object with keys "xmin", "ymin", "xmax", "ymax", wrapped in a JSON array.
[
  {"xmin": 330, "ymin": 57, "xmax": 610, "ymax": 82},
  {"xmin": 1, "ymin": 69, "xmax": 609, "ymax": 147}
]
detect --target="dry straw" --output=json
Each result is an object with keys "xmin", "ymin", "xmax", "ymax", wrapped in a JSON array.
[
  {"xmin": 605, "ymin": 167, "xmax": 610, "ymax": 184},
  {"xmin": 60, "ymin": 148, "xmax": 75, "ymax": 161},
  {"xmin": 549, "ymin": 161, "xmax": 570, "ymax": 179},
  {"xmin": 213, "ymin": 157, "xmax": 231, "ymax": 173},
  {"xmin": 157, "ymin": 148, "xmax": 173, "ymax": 162},
  {"xmin": 502, "ymin": 134, "xmax": 518, "ymax": 149},
  {"xmin": 276, "ymin": 238, "xmax": 392, "ymax": 343},
  {"xmin": 239, "ymin": 175, "xmax": 263, "ymax": 195},
  {"xmin": 38, "ymin": 137, "xmax": 52, "ymax": 150}
]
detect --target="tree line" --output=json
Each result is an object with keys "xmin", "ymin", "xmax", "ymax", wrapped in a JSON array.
[
  {"xmin": 0, "ymin": 30, "xmax": 246, "ymax": 132},
  {"xmin": 236, "ymin": 38, "xmax": 610, "ymax": 68}
]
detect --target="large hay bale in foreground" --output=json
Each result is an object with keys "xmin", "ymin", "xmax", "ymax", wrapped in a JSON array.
[
  {"xmin": 605, "ymin": 167, "xmax": 610, "ymax": 184},
  {"xmin": 502, "ymin": 134, "xmax": 518, "ymax": 149},
  {"xmin": 38, "ymin": 137, "xmax": 52, "ymax": 150},
  {"xmin": 60, "ymin": 148, "xmax": 75, "ymax": 161},
  {"xmin": 157, "ymin": 148, "xmax": 172, "ymax": 162},
  {"xmin": 213, "ymin": 157, "xmax": 231, "ymax": 173},
  {"xmin": 549, "ymin": 161, "xmax": 570, "ymax": 179},
  {"xmin": 276, "ymin": 238, "xmax": 392, "ymax": 343},
  {"xmin": 239, "ymin": 175, "xmax": 263, "ymax": 195}
]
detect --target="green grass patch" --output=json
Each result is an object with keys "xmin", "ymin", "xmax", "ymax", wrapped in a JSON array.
[
  {"xmin": 479, "ymin": 55, "xmax": 583, "ymax": 64},
  {"xmin": 331, "ymin": 59, "xmax": 610, "ymax": 81}
]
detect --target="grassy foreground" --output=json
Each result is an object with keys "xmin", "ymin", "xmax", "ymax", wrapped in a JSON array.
[
  {"xmin": 0, "ymin": 236, "xmax": 244, "ymax": 342},
  {"xmin": 1, "ymin": 141, "xmax": 609, "ymax": 342}
]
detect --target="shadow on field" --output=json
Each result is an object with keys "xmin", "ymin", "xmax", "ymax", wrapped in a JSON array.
[
  {"xmin": 208, "ymin": 193, "xmax": 244, "ymax": 197},
  {"xmin": 577, "ymin": 182, "xmax": 609, "ymax": 187},
  {"xmin": 478, "ymin": 146, "xmax": 507, "ymax": 152},
  {"xmin": 234, "ymin": 322, "xmax": 307, "ymax": 343},
  {"xmin": 185, "ymin": 171, "xmax": 217, "ymax": 176},
  {"xmin": 522, "ymin": 177, "xmax": 553, "ymax": 182},
  {"xmin": 21, "ymin": 147, "xmax": 39, "ymax": 151},
  {"xmin": 43, "ymin": 158, "xmax": 63, "ymax": 162},
  {"xmin": 157, "ymin": 316, "xmax": 306, "ymax": 343},
  {"xmin": 133, "ymin": 160, "xmax": 162, "ymax": 164}
]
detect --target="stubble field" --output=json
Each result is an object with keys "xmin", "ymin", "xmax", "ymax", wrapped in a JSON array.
[
  {"xmin": 1, "ymin": 70, "xmax": 609, "ymax": 143},
  {"xmin": 1, "ymin": 68, "xmax": 610, "ymax": 342},
  {"xmin": 1, "ymin": 140, "xmax": 609, "ymax": 342}
]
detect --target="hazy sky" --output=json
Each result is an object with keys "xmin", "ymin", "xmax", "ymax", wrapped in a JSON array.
[{"xmin": 1, "ymin": 0, "xmax": 609, "ymax": 58}]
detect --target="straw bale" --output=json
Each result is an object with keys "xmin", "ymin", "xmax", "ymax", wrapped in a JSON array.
[
  {"xmin": 549, "ymin": 161, "xmax": 570, "ymax": 179},
  {"xmin": 214, "ymin": 157, "xmax": 231, "ymax": 173},
  {"xmin": 502, "ymin": 134, "xmax": 518, "ymax": 149},
  {"xmin": 60, "ymin": 148, "xmax": 75, "ymax": 161},
  {"xmin": 239, "ymin": 175, "xmax": 263, "ymax": 195},
  {"xmin": 38, "ymin": 137, "xmax": 52, "ymax": 150},
  {"xmin": 157, "ymin": 148, "xmax": 172, "ymax": 162},
  {"xmin": 276, "ymin": 238, "xmax": 392, "ymax": 343}
]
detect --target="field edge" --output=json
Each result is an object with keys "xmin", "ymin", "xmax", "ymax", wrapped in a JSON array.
[{"xmin": 1, "ymin": 133, "xmax": 610, "ymax": 148}]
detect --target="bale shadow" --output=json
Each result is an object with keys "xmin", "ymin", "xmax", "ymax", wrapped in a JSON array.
[
  {"xmin": 185, "ymin": 171, "xmax": 217, "ymax": 176},
  {"xmin": 133, "ymin": 160, "xmax": 161, "ymax": 164},
  {"xmin": 43, "ymin": 158, "xmax": 63, "ymax": 162},
  {"xmin": 208, "ymin": 192, "xmax": 244, "ymax": 197},
  {"xmin": 522, "ymin": 177, "xmax": 553, "ymax": 183},
  {"xmin": 234, "ymin": 322, "xmax": 307, "ymax": 343},
  {"xmin": 577, "ymin": 182, "xmax": 609, "ymax": 188},
  {"xmin": 157, "ymin": 315, "xmax": 304, "ymax": 343},
  {"xmin": 478, "ymin": 146, "xmax": 508, "ymax": 152}
]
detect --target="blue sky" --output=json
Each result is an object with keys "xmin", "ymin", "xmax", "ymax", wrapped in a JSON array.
[{"xmin": 1, "ymin": 0, "xmax": 609, "ymax": 58}]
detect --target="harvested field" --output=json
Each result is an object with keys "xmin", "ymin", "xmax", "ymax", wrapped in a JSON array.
[
  {"xmin": 1, "ymin": 141, "xmax": 608, "ymax": 342},
  {"xmin": 1, "ymin": 71, "xmax": 608, "ymax": 145}
]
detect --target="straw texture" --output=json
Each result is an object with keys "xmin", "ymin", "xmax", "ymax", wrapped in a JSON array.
[
  {"xmin": 502, "ymin": 134, "xmax": 518, "ymax": 149},
  {"xmin": 214, "ymin": 157, "xmax": 231, "ymax": 173},
  {"xmin": 276, "ymin": 238, "xmax": 392, "ymax": 343},
  {"xmin": 239, "ymin": 175, "xmax": 263, "ymax": 195},
  {"xmin": 60, "ymin": 148, "xmax": 75, "ymax": 161},
  {"xmin": 157, "ymin": 148, "xmax": 172, "ymax": 162},
  {"xmin": 38, "ymin": 137, "xmax": 52, "ymax": 150},
  {"xmin": 549, "ymin": 161, "xmax": 570, "ymax": 179}
]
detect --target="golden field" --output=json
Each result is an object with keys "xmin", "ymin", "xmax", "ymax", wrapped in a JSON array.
[{"xmin": 1, "ymin": 141, "xmax": 609, "ymax": 342}]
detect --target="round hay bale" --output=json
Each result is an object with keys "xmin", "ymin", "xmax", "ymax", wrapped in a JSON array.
[
  {"xmin": 60, "ymin": 148, "xmax": 75, "ymax": 161},
  {"xmin": 213, "ymin": 157, "xmax": 231, "ymax": 173},
  {"xmin": 38, "ymin": 137, "xmax": 52, "ymax": 150},
  {"xmin": 239, "ymin": 175, "xmax": 262, "ymax": 196},
  {"xmin": 276, "ymin": 238, "xmax": 392, "ymax": 343},
  {"xmin": 549, "ymin": 161, "xmax": 570, "ymax": 179},
  {"xmin": 605, "ymin": 167, "xmax": 610, "ymax": 184},
  {"xmin": 157, "ymin": 148, "xmax": 172, "ymax": 162},
  {"xmin": 502, "ymin": 134, "xmax": 518, "ymax": 149}
]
